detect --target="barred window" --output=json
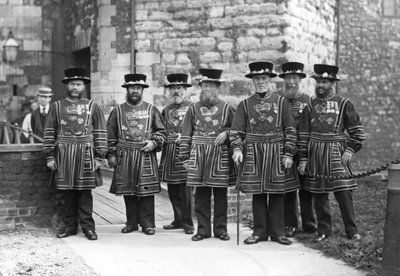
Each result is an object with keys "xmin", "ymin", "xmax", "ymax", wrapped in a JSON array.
[{"xmin": 383, "ymin": 0, "xmax": 400, "ymax": 17}]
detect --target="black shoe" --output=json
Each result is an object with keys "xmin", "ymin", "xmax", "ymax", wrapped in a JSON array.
[
  {"xmin": 121, "ymin": 225, "xmax": 139, "ymax": 233},
  {"xmin": 285, "ymin": 227, "xmax": 297, "ymax": 237},
  {"xmin": 270, "ymin": 236, "xmax": 292, "ymax": 245},
  {"xmin": 56, "ymin": 229, "xmax": 77, "ymax": 239},
  {"xmin": 314, "ymin": 233, "xmax": 329, "ymax": 242},
  {"xmin": 191, "ymin": 233, "xmax": 210, "ymax": 241},
  {"xmin": 163, "ymin": 223, "xmax": 182, "ymax": 230},
  {"xmin": 215, "ymin": 232, "xmax": 230, "ymax": 241},
  {"xmin": 184, "ymin": 228, "xmax": 194, "ymax": 235},
  {"xmin": 243, "ymin": 235, "xmax": 268, "ymax": 245},
  {"xmin": 84, "ymin": 230, "xmax": 98, "ymax": 241},
  {"xmin": 302, "ymin": 226, "xmax": 317, "ymax": 233},
  {"xmin": 347, "ymin": 233, "xmax": 361, "ymax": 240},
  {"xmin": 143, "ymin": 227, "xmax": 155, "ymax": 235}
]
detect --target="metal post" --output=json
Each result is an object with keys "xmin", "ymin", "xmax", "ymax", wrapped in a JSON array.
[{"xmin": 382, "ymin": 164, "xmax": 400, "ymax": 275}]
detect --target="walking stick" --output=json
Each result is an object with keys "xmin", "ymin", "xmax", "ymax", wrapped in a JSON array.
[{"xmin": 236, "ymin": 163, "xmax": 242, "ymax": 246}]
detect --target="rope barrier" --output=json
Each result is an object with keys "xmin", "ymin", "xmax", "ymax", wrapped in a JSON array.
[{"xmin": 0, "ymin": 121, "xmax": 43, "ymax": 143}]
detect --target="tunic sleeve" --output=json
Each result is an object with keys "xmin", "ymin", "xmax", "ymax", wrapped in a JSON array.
[
  {"xmin": 221, "ymin": 103, "xmax": 236, "ymax": 140},
  {"xmin": 298, "ymin": 104, "xmax": 312, "ymax": 162},
  {"xmin": 43, "ymin": 102, "xmax": 58, "ymax": 162},
  {"xmin": 91, "ymin": 102, "xmax": 108, "ymax": 160},
  {"xmin": 281, "ymin": 98, "xmax": 297, "ymax": 158},
  {"xmin": 343, "ymin": 100, "xmax": 365, "ymax": 154},
  {"xmin": 150, "ymin": 106, "xmax": 166, "ymax": 152},
  {"xmin": 178, "ymin": 104, "xmax": 195, "ymax": 161},
  {"xmin": 229, "ymin": 100, "xmax": 247, "ymax": 153},
  {"xmin": 106, "ymin": 107, "xmax": 119, "ymax": 159}
]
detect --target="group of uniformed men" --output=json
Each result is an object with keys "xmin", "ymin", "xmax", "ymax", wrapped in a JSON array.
[{"xmin": 40, "ymin": 61, "xmax": 365, "ymax": 244}]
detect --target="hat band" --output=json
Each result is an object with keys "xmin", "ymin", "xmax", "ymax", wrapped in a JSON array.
[
  {"xmin": 311, "ymin": 72, "xmax": 338, "ymax": 79},
  {"xmin": 282, "ymin": 69, "xmax": 304, "ymax": 74},
  {"xmin": 64, "ymin": 76, "xmax": 90, "ymax": 80},
  {"xmin": 167, "ymin": 81, "xmax": 188, "ymax": 85},
  {"xmin": 199, "ymin": 76, "xmax": 224, "ymax": 82},
  {"xmin": 123, "ymin": 80, "xmax": 148, "ymax": 85},
  {"xmin": 249, "ymin": 68, "xmax": 275, "ymax": 74}
]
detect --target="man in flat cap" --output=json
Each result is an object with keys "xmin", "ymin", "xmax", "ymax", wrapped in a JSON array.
[
  {"xmin": 107, "ymin": 73, "xmax": 166, "ymax": 236},
  {"xmin": 179, "ymin": 68, "xmax": 236, "ymax": 242},
  {"xmin": 159, "ymin": 73, "xmax": 194, "ymax": 235},
  {"xmin": 43, "ymin": 67, "xmax": 107, "ymax": 241},
  {"xmin": 230, "ymin": 61, "xmax": 296, "ymax": 245},
  {"xmin": 298, "ymin": 64, "xmax": 366, "ymax": 241},
  {"xmin": 279, "ymin": 62, "xmax": 316, "ymax": 237},
  {"xmin": 30, "ymin": 87, "xmax": 53, "ymax": 142}
]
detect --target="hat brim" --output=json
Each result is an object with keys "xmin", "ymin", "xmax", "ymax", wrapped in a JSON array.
[
  {"xmin": 245, "ymin": 72, "xmax": 277, "ymax": 78},
  {"xmin": 121, "ymin": 83, "xmax": 149, "ymax": 88},
  {"xmin": 165, "ymin": 83, "xmax": 192, "ymax": 88},
  {"xmin": 278, "ymin": 72, "xmax": 306, "ymax": 79},
  {"xmin": 62, "ymin": 77, "xmax": 91, "ymax": 84},
  {"xmin": 36, "ymin": 92, "xmax": 54, "ymax": 97},
  {"xmin": 311, "ymin": 76, "xmax": 340, "ymax": 81}
]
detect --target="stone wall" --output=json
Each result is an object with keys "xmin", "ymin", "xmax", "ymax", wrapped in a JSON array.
[
  {"xmin": 62, "ymin": 0, "xmax": 337, "ymax": 114},
  {"xmin": 339, "ymin": 0, "xmax": 400, "ymax": 170},
  {"xmin": 132, "ymin": 0, "xmax": 337, "ymax": 108},
  {"xmin": 0, "ymin": 0, "xmax": 60, "ymax": 123},
  {"xmin": 0, "ymin": 145, "xmax": 58, "ymax": 231}
]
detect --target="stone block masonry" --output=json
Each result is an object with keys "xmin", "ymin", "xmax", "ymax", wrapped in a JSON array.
[{"xmin": 0, "ymin": 145, "xmax": 59, "ymax": 231}]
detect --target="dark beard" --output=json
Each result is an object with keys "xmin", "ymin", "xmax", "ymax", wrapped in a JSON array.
[
  {"xmin": 67, "ymin": 90, "xmax": 84, "ymax": 100},
  {"xmin": 316, "ymin": 87, "xmax": 330, "ymax": 99},
  {"xmin": 127, "ymin": 95, "xmax": 141, "ymax": 105}
]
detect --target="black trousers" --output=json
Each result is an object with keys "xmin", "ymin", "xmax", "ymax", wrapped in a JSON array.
[
  {"xmin": 284, "ymin": 190, "xmax": 298, "ymax": 228},
  {"xmin": 62, "ymin": 189, "xmax": 95, "ymax": 232},
  {"xmin": 124, "ymin": 195, "xmax": 155, "ymax": 229},
  {"xmin": 194, "ymin": 187, "xmax": 227, "ymax": 237},
  {"xmin": 167, "ymin": 183, "xmax": 194, "ymax": 230},
  {"xmin": 314, "ymin": 190, "xmax": 358, "ymax": 236},
  {"xmin": 299, "ymin": 189, "xmax": 316, "ymax": 231},
  {"xmin": 253, "ymin": 193, "xmax": 285, "ymax": 238}
]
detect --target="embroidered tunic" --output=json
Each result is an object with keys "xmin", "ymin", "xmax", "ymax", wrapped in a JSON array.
[
  {"xmin": 178, "ymin": 100, "xmax": 236, "ymax": 187},
  {"xmin": 159, "ymin": 101, "xmax": 192, "ymax": 184},
  {"xmin": 107, "ymin": 101, "xmax": 166, "ymax": 196},
  {"xmin": 230, "ymin": 93, "xmax": 297, "ymax": 194},
  {"xmin": 43, "ymin": 99, "xmax": 107, "ymax": 190},
  {"xmin": 298, "ymin": 92, "xmax": 366, "ymax": 193}
]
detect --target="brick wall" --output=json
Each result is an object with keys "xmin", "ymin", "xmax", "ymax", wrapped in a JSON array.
[
  {"xmin": 0, "ymin": 145, "xmax": 58, "ymax": 231},
  {"xmin": 339, "ymin": 0, "xmax": 400, "ymax": 171}
]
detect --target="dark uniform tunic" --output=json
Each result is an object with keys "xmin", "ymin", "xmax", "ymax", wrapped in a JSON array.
[
  {"xmin": 298, "ymin": 90, "xmax": 365, "ymax": 236},
  {"xmin": 159, "ymin": 101, "xmax": 192, "ymax": 184},
  {"xmin": 107, "ymin": 101, "xmax": 165, "ymax": 195},
  {"xmin": 179, "ymin": 99, "xmax": 236, "ymax": 237},
  {"xmin": 159, "ymin": 100, "xmax": 194, "ymax": 230},
  {"xmin": 230, "ymin": 93, "xmax": 298, "ymax": 193},
  {"xmin": 179, "ymin": 101, "xmax": 236, "ymax": 187},
  {"xmin": 230, "ymin": 92, "xmax": 297, "ymax": 238},
  {"xmin": 282, "ymin": 93, "xmax": 316, "ymax": 232},
  {"xmin": 107, "ymin": 101, "xmax": 166, "ymax": 229},
  {"xmin": 43, "ymin": 98, "xmax": 107, "ymax": 190},
  {"xmin": 43, "ymin": 98, "xmax": 107, "ymax": 232}
]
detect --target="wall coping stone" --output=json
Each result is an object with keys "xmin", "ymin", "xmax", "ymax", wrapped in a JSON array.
[{"xmin": 0, "ymin": 144, "xmax": 42, "ymax": 153}]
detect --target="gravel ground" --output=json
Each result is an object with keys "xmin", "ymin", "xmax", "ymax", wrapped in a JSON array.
[{"xmin": 0, "ymin": 230, "xmax": 97, "ymax": 276}]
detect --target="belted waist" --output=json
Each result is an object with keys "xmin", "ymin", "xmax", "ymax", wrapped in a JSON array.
[
  {"xmin": 310, "ymin": 132, "xmax": 347, "ymax": 142},
  {"xmin": 117, "ymin": 139, "xmax": 146, "ymax": 149},
  {"xmin": 245, "ymin": 133, "xmax": 284, "ymax": 143},
  {"xmin": 192, "ymin": 136, "xmax": 216, "ymax": 145},
  {"xmin": 57, "ymin": 135, "xmax": 92, "ymax": 144},
  {"xmin": 166, "ymin": 135, "xmax": 178, "ymax": 144}
]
